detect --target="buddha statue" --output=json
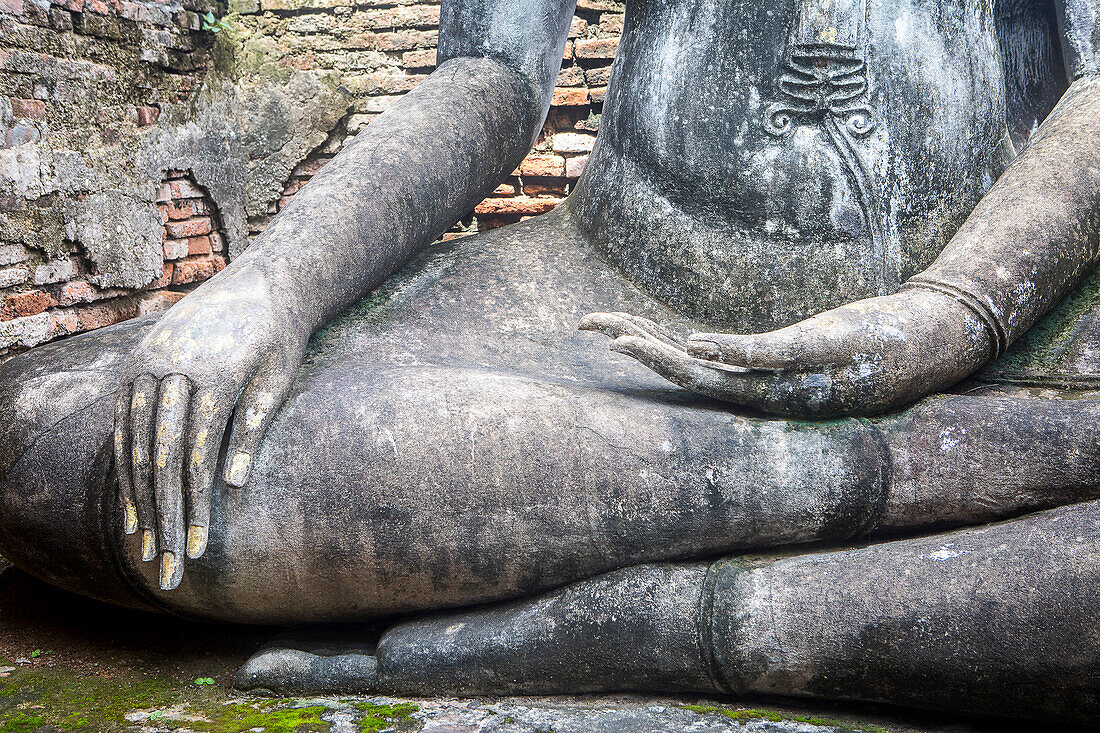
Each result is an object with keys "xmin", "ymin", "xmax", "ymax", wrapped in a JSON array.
[{"xmin": 1, "ymin": 0, "xmax": 1099, "ymax": 721}]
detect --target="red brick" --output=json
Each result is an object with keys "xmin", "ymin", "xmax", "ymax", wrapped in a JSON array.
[
  {"xmin": 364, "ymin": 30, "xmax": 437, "ymax": 52},
  {"xmin": 49, "ymin": 309, "xmax": 79, "ymax": 339},
  {"xmin": 136, "ymin": 105, "xmax": 160, "ymax": 126},
  {"xmin": 517, "ymin": 154, "xmax": 565, "ymax": 178},
  {"xmin": 3, "ymin": 123, "xmax": 40, "ymax": 147},
  {"xmin": 163, "ymin": 238, "xmax": 189, "ymax": 260},
  {"xmin": 524, "ymin": 181, "xmax": 568, "ymax": 197},
  {"xmin": 0, "ymin": 290, "xmax": 54, "ymax": 320},
  {"xmin": 171, "ymin": 255, "xmax": 217, "ymax": 285},
  {"xmin": 574, "ymin": 38, "xmax": 618, "ymax": 59},
  {"xmin": 168, "ymin": 179, "xmax": 203, "ymax": 199},
  {"xmin": 401, "ymin": 49, "xmax": 436, "ymax": 69},
  {"xmin": 552, "ymin": 132, "xmax": 595, "ymax": 153},
  {"xmin": 552, "ymin": 87, "xmax": 589, "ymax": 106},
  {"xmin": 147, "ymin": 262, "xmax": 174, "ymax": 289},
  {"xmin": 57, "ymin": 280, "xmax": 97, "ymax": 305},
  {"xmin": 186, "ymin": 235, "xmax": 211, "ymax": 256},
  {"xmin": 474, "ymin": 197, "xmax": 562, "ymax": 216},
  {"xmin": 9, "ymin": 98, "xmax": 45, "ymax": 119},
  {"xmin": 75, "ymin": 297, "xmax": 139, "ymax": 332},
  {"xmin": 586, "ymin": 66, "xmax": 613, "ymax": 86},
  {"xmin": 165, "ymin": 216, "xmax": 212, "ymax": 238},
  {"xmin": 477, "ymin": 215, "xmax": 521, "ymax": 231},
  {"xmin": 164, "ymin": 198, "xmax": 204, "ymax": 220},
  {"xmin": 359, "ymin": 4, "xmax": 440, "ymax": 29},
  {"xmin": 589, "ymin": 86, "xmax": 607, "ymax": 104},
  {"xmin": 556, "ymin": 66, "xmax": 585, "ymax": 86},
  {"xmin": 568, "ymin": 16, "xmax": 586, "ymax": 37},
  {"xmin": 576, "ymin": 0, "xmax": 624, "ymax": 11},
  {"xmin": 492, "ymin": 183, "xmax": 516, "ymax": 196}
]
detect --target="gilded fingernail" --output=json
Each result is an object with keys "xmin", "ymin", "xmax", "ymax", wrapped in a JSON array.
[
  {"xmin": 226, "ymin": 451, "xmax": 251, "ymax": 486},
  {"xmin": 123, "ymin": 501, "xmax": 138, "ymax": 534},
  {"xmin": 141, "ymin": 530, "xmax": 156, "ymax": 561},
  {"xmin": 186, "ymin": 525, "xmax": 208, "ymax": 559},
  {"xmin": 160, "ymin": 551, "xmax": 179, "ymax": 590}
]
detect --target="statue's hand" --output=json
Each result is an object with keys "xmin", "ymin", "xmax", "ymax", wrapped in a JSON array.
[
  {"xmin": 114, "ymin": 263, "xmax": 309, "ymax": 590},
  {"xmin": 580, "ymin": 289, "xmax": 992, "ymax": 418}
]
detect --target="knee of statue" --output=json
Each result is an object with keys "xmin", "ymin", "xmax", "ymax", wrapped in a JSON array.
[{"xmin": 0, "ymin": 316, "xmax": 155, "ymax": 611}]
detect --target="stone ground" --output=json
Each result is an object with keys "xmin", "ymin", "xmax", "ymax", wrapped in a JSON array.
[{"xmin": 0, "ymin": 560, "xmax": 1068, "ymax": 733}]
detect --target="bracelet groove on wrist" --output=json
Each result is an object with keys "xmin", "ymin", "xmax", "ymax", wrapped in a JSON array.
[{"xmin": 901, "ymin": 278, "xmax": 1008, "ymax": 362}]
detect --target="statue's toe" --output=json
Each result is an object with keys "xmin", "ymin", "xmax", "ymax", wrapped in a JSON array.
[{"xmin": 235, "ymin": 642, "xmax": 379, "ymax": 695}]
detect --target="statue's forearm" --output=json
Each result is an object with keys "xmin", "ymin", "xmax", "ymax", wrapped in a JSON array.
[
  {"xmin": 905, "ymin": 75, "xmax": 1100, "ymax": 361},
  {"xmin": 229, "ymin": 56, "xmax": 549, "ymax": 334}
]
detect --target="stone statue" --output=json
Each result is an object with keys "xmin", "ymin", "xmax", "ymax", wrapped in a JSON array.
[{"xmin": 1, "ymin": 0, "xmax": 1099, "ymax": 722}]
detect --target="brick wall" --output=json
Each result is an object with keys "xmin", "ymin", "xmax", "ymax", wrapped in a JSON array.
[
  {"xmin": 1, "ymin": 0, "xmax": 221, "ymax": 358},
  {"xmin": 0, "ymin": 0, "xmax": 623, "ymax": 360},
  {"xmin": 245, "ymin": 0, "xmax": 622, "ymax": 237}
]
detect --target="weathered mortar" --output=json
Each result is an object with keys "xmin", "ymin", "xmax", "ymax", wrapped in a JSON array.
[{"xmin": 0, "ymin": 0, "xmax": 623, "ymax": 359}]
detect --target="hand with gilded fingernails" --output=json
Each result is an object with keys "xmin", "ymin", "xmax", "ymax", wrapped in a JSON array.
[{"xmin": 115, "ymin": 263, "xmax": 308, "ymax": 590}]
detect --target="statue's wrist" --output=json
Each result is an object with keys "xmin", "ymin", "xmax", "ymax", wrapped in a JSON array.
[{"xmin": 900, "ymin": 277, "xmax": 1006, "ymax": 364}]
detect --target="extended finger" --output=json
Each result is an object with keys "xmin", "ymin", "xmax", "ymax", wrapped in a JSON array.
[
  {"xmin": 617, "ymin": 313, "xmax": 687, "ymax": 349},
  {"xmin": 688, "ymin": 310, "xmax": 865, "ymax": 370},
  {"xmin": 578, "ymin": 311, "xmax": 681, "ymax": 345},
  {"xmin": 579, "ymin": 312, "xmax": 642, "ymax": 339},
  {"xmin": 224, "ymin": 355, "xmax": 295, "ymax": 488},
  {"xmin": 114, "ymin": 383, "xmax": 137, "ymax": 535},
  {"xmin": 154, "ymin": 374, "xmax": 192, "ymax": 590},
  {"xmin": 185, "ymin": 390, "xmax": 231, "ymax": 559},
  {"xmin": 610, "ymin": 335, "xmax": 754, "ymax": 403},
  {"xmin": 129, "ymin": 374, "xmax": 159, "ymax": 562},
  {"xmin": 685, "ymin": 328, "xmax": 819, "ymax": 370}
]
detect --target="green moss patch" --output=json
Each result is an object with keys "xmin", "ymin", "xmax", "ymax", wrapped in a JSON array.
[
  {"xmin": 0, "ymin": 658, "xmax": 340, "ymax": 732},
  {"xmin": 353, "ymin": 701, "xmax": 418, "ymax": 732},
  {"xmin": 681, "ymin": 704, "xmax": 894, "ymax": 732}
]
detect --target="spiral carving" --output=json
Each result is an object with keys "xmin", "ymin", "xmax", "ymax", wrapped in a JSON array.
[
  {"xmin": 761, "ymin": 44, "xmax": 876, "ymax": 139},
  {"xmin": 764, "ymin": 104, "xmax": 796, "ymax": 137}
]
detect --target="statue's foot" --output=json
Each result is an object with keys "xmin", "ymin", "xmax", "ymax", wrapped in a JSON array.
[
  {"xmin": 234, "ymin": 564, "xmax": 716, "ymax": 696},
  {"xmin": 234, "ymin": 626, "xmax": 385, "ymax": 695}
]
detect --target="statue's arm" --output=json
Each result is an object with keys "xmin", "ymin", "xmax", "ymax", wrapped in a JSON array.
[
  {"xmin": 583, "ymin": 69, "xmax": 1100, "ymax": 418},
  {"xmin": 904, "ymin": 72, "xmax": 1100, "ymax": 360},
  {"xmin": 252, "ymin": 0, "xmax": 576, "ymax": 332},
  {"xmin": 905, "ymin": 0, "xmax": 1100, "ymax": 354},
  {"xmin": 115, "ymin": 0, "xmax": 577, "ymax": 590}
]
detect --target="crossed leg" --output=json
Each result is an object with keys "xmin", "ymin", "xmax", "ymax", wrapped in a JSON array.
[{"xmin": 237, "ymin": 498, "xmax": 1100, "ymax": 723}]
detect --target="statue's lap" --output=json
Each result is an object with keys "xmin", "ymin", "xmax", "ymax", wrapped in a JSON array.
[{"xmin": 3, "ymin": 208, "xmax": 1100, "ymax": 624}]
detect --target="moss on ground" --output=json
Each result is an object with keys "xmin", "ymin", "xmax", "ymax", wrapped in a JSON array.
[
  {"xmin": 681, "ymin": 704, "xmax": 895, "ymax": 733},
  {"xmin": 0, "ymin": 658, "xmax": 370, "ymax": 732},
  {"xmin": 353, "ymin": 702, "xmax": 418, "ymax": 732}
]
